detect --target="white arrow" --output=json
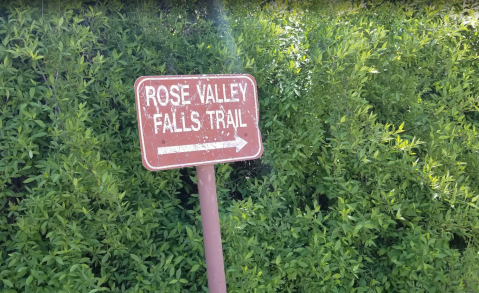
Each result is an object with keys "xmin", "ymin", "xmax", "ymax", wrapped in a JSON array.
[{"xmin": 158, "ymin": 135, "xmax": 248, "ymax": 155}]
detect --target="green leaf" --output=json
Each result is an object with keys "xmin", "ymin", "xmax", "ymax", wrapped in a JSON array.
[
  {"xmin": 176, "ymin": 268, "xmax": 181, "ymax": 279},
  {"xmin": 55, "ymin": 256, "xmax": 64, "ymax": 265},
  {"xmin": 130, "ymin": 254, "xmax": 140, "ymax": 262},
  {"xmin": 26, "ymin": 275, "xmax": 33, "ymax": 286},
  {"xmin": 190, "ymin": 264, "xmax": 200, "ymax": 272},
  {"xmin": 354, "ymin": 224, "xmax": 363, "ymax": 235},
  {"xmin": 334, "ymin": 240, "xmax": 341, "ymax": 251},
  {"xmin": 102, "ymin": 172, "xmax": 108, "ymax": 183},
  {"xmin": 23, "ymin": 177, "xmax": 37, "ymax": 183},
  {"xmin": 2, "ymin": 279, "xmax": 13, "ymax": 288},
  {"xmin": 70, "ymin": 264, "xmax": 79, "ymax": 272},
  {"xmin": 34, "ymin": 120, "xmax": 46, "ymax": 128},
  {"xmin": 298, "ymin": 261, "xmax": 308, "ymax": 268},
  {"xmin": 30, "ymin": 132, "xmax": 47, "ymax": 139}
]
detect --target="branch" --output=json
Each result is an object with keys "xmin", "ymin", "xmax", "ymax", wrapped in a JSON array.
[
  {"xmin": 36, "ymin": 63, "xmax": 61, "ymax": 120},
  {"xmin": 464, "ymin": 280, "xmax": 476, "ymax": 293}
]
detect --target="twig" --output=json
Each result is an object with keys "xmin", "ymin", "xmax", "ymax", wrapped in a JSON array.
[
  {"xmin": 464, "ymin": 280, "xmax": 476, "ymax": 293},
  {"xmin": 36, "ymin": 63, "xmax": 61, "ymax": 120},
  {"xmin": 53, "ymin": 69, "xmax": 59, "ymax": 113},
  {"xmin": 94, "ymin": 0, "xmax": 100, "ymax": 11}
]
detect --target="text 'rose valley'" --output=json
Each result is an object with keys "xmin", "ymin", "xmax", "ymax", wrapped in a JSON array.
[{"xmin": 145, "ymin": 82, "xmax": 249, "ymax": 134}]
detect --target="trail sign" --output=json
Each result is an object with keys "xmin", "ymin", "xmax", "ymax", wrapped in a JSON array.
[
  {"xmin": 134, "ymin": 74, "xmax": 263, "ymax": 293},
  {"xmin": 135, "ymin": 74, "xmax": 263, "ymax": 171}
]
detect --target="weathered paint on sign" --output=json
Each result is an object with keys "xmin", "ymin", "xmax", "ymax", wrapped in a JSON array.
[{"xmin": 135, "ymin": 74, "xmax": 263, "ymax": 171}]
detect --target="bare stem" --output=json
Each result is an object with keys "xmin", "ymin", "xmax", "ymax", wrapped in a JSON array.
[{"xmin": 36, "ymin": 63, "xmax": 61, "ymax": 120}]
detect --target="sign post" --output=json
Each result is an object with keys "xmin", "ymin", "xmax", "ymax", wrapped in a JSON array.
[
  {"xmin": 197, "ymin": 164, "xmax": 226, "ymax": 293},
  {"xmin": 134, "ymin": 74, "xmax": 263, "ymax": 293}
]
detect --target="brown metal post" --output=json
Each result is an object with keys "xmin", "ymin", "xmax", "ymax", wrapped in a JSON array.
[{"xmin": 197, "ymin": 164, "xmax": 227, "ymax": 293}]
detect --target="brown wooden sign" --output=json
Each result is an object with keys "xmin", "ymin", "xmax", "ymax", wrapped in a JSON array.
[{"xmin": 135, "ymin": 74, "xmax": 263, "ymax": 171}]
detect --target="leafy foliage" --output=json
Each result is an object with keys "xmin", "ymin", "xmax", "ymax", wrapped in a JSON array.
[{"xmin": 1, "ymin": 0, "xmax": 478, "ymax": 292}]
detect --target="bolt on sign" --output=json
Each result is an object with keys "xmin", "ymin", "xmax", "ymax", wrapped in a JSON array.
[{"xmin": 135, "ymin": 74, "xmax": 263, "ymax": 170}]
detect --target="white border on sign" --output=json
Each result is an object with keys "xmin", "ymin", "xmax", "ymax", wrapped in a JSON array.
[{"xmin": 135, "ymin": 75, "xmax": 262, "ymax": 170}]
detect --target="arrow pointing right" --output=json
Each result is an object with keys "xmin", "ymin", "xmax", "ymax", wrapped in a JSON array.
[{"xmin": 158, "ymin": 135, "xmax": 247, "ymax": 155}]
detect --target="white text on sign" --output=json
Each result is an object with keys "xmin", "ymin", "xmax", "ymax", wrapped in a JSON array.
[{"xmin": 146, "ymin": 82, "xmax": 249, "ymax": 134}]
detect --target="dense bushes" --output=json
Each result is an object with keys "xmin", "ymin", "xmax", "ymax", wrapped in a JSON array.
[{"xmin": 1, "ymin": 0, "xmax": 478, "ymax": 292}]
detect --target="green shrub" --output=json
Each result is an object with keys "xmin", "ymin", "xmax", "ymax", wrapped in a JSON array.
[{"xmin": 1, "ymin": 1, "xmax": 478, "ymax": 292}]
